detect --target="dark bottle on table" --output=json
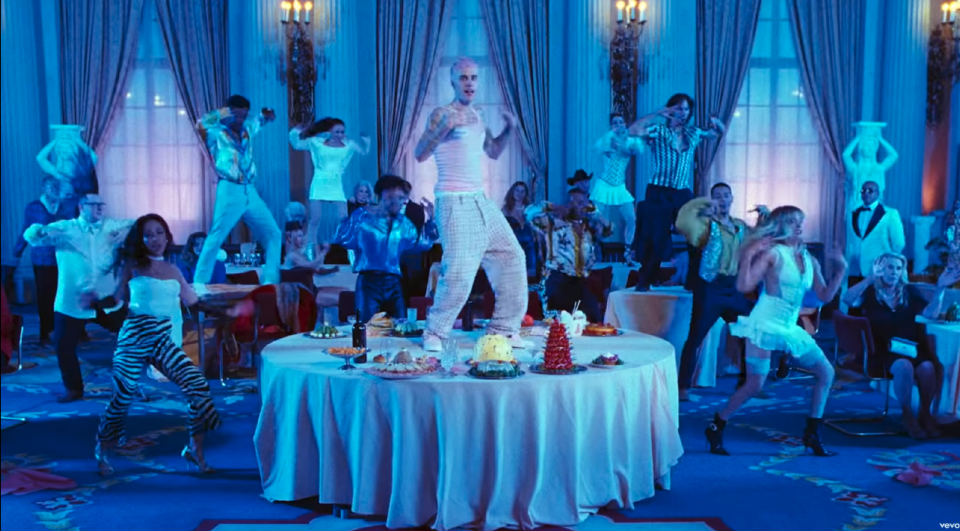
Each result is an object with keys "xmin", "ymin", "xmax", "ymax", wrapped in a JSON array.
[
  {"xmin": 352, "ymin": 309, "xmax": 367, "ymax": 363},
  {"xmin": 462, "ymin": 298, "xmax": 475, "ymax": 332}
]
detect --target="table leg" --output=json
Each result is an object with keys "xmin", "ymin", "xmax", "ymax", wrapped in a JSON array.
[{"xmin": 333, "ymin": 505, "xmax": 353, "ymax": 519}]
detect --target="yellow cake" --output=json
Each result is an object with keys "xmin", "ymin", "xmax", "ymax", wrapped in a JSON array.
[{"xmin": 474, "ymin": 334, "xmax": 515, "ymax": 363}]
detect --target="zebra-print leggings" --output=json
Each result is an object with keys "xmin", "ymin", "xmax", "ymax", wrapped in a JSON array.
[{"xmin": 97, "ymin": 314, "xmax": 222, "ymax": 444}]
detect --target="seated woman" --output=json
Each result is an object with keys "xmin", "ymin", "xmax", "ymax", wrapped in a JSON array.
[
  {"xmin": 178, "ymin": 232, "xmax": 227, "ymax": 284},
  {"xmin": 843, "ymin": 253, "xmax": 959, "ymax": 439},
  {"xmin": 282, "ymin": 221, "xmax": 332, "ymax": 272},
  {"xmin": 502, "ymin": 181, "xmax": 541, "ymax": 282},
  {"xmin": 347, "ymin": 180, "xmax": 374, "ymax": 216}
]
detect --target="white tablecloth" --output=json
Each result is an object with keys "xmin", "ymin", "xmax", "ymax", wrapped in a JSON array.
[
  {"xmin": 255, "ymin": 330, "xmax": 683, "ymax": 531},
  {"xmin": 226, "ymin": 265, "xmax": 357, "ymax": 290},
  {"xmin": 603, "ymin": 287, "xmax": 726, "ymax": 388},
  {"xmin": 920, "ymin": 318, "xmax": 960, "ymax": 419},
  {"xmin": 591, "ymin": 262, "xmax": 636, "ymax": 292}
]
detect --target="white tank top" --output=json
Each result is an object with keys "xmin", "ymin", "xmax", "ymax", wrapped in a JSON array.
[
  {"xmin": 433, "ymin": 107, "xmax": 485, "ymax": 194},
  {"xmin": 128, "ymin": 276, "xmax": 184, "ymax": 347}
]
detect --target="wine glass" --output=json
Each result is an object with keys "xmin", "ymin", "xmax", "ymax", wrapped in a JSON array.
[{"xmin": 441, "ymin": 339, "xmax": 458, "ymax": 376}]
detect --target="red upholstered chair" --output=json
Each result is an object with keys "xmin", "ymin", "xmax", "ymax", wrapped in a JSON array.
[
  {"xmin": 280, "ymin": 268, "xmax": 317, "ymax": 296},
  {"xmin": 224, "ymin": 284, "xmax": 317, "ymax": 388},
  {"xmin": 825, "ymin": 312, "xmax": 900, "ymax": 437},
  {"xmin": 227, "ymin": 270, "xmax": 261, "ymax": 286}
]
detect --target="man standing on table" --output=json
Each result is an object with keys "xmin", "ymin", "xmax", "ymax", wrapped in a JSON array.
[
  {"xmin": 674, "ymin": 183, "xmax": 756, "ymax": 401},
  {"xmin": 413, "ymin": 57, "xmax": 528, "ymax": 352},
  {"xmin": 629, "ymin": 93, "xmax": 725, "ymax": 291},
  {"xmin": 23, "ymin": 194, "xmax": 133, "ymax": 402},
  {"xmin": 332, "ymin": 175, "xmax": 439, "ymax": 321},
  {"xmin": 193, "ymin": 95, "xmax": 282, "ymax": 285}
]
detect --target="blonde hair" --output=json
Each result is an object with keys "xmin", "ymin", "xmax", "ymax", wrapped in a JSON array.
[
  {"xmin": 352, "ymin": 180, "xmax": 375, "ymax": 203},
  {"xmin": 744, "ymin": 205, "xmax": 805, "ymax": 246},
  {"xmin": 872, "ymin": 252, "xmax": 909, "ymax": 307},
  {"xmin": 450, "ymin": 57, "xmax": 478, "ymax": 82}
]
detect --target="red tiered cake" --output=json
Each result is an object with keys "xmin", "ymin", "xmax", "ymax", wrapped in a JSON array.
[{"xmin": 542, "ymin": 320, "xmax": 574, "ymax": 371}]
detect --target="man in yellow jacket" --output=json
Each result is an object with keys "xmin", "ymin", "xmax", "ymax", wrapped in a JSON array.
[{"xmin": 674, "ymin": 183, "xmax": 754, "ymax": 400}]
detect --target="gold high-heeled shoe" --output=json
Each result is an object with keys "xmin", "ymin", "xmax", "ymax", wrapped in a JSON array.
[
  {"xmin": 94, "ymin": 442, "xmax": 114, "ymax": 476},
  {"xmin": 181, "ymin": 446, "xmax": 215, "ymax": 474}
]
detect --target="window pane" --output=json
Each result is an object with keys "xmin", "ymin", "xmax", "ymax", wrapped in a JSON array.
[
  {"xmin": 778, "ymin": 21, "xmax": 795, "ymax": 59},
  {"xmin": 751, "ymin": 21, "xmax": 772, "ymax": 58},
  {"xmin": 724, "ymin": 145, "xmax": 747, "ymax": 180},
  {"xmin": 727, "ymin": 107, "xmax": 748, "ymax": 143},
  {"xmin": 747, "ymin": 69, "xmax": 771, "ymax": 105},
  {"xmin": 776, "ymin": 68, "xmax": 802, "ymax": 106},
  {"xmin": 775, "ymin": 106, "xmax": 801, "ymax": 141}
]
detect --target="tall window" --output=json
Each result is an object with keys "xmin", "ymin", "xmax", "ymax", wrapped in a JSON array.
[
  {"xmin": 708, "ymin": 0, "xmax": 825, "ymax": 241},
  {"xmin": 99, "ymin": 0, "xmax": 205, "ymax": 241},
  {"xmin": 403, "ymin": 0, "xmax": 523, "ymax": 206}
]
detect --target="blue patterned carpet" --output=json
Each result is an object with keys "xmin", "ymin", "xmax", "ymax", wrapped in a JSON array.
[{"xmin": 1, "ymin": 308, "xmax": 956, "ymax": 531}]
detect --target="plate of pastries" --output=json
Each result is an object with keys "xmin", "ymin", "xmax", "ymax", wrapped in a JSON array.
[
  {"xmin": 582, "ymin": 323, "xmax": 621, "ymax": 337},
  {"xmin": 365, "ymin": 349, "xmax": 437, "ymax": 379}
]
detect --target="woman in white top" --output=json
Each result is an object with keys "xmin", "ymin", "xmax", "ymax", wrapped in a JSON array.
[
  {"xmin": 705, "ymin": 206, "xmax": 847, "ymax": 458},
  {"xmin": 594, "ymin": 113, "xmax": 642, "ymax": 254},
  {"xmin": 289, "ymin": 117, "xmax": 371, "ymax": 249},
  {"xmin": 94, "ymin": 214, "xmax": 250, "ymax": 476}
]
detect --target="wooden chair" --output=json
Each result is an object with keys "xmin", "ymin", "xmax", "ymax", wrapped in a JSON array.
[
  {"xmin": 824, "ymin": 312, "xmax": 901, "ymax": 437},
  {"xmin": 1, "ymin": 315, "xmax": 26, "ymax": 429}
]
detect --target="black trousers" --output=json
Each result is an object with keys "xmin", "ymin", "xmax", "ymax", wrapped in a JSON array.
[
  {"xmin": 54, "ymin": 309, "xmax": 125, "ymax": 393},
  {"xmin": 545, "ymin": 272, "xmax": 601, "ymax": 323},
  {"xmin": 633, "ymin": 184, "xmax": 694, "ymax": 289},
  {"xmin": 33, "ymin": 265, "xmax": 58, "ymax": 340},
  {"xmin": 677, "ymin": 275, "xmax": 754, "ymax": 389},
  {"xmin": 356, "ymin": 272, "xmax": 405, "ymax": 322}
]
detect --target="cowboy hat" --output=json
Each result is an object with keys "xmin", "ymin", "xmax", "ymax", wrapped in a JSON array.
[{"xmin": 567, "ymin": 169, "xmax": 592, "ymax": 185}]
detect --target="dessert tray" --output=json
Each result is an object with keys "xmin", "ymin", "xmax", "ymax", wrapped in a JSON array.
[
  {"xmin": 467, "ymin": 366, "xmax": 524, "ymax": 380},
  {"xmin": 365, "ymin": 363, "xmax": 436, "ymax": 380},
  {"xmin": 582, "ymin": 325, "xmax": 623, "ymax": 337},
  {"xmin": 323, "ymin": 347, "xmax": 367, "ymax": 359},
  {"xmin": 306, "ymin": 326, "xmax": 347, "ymax": 340},
  {"xmin": 528, "ymin": 364, "xmax": 588, "ymax": 375},
  {"xmin": 589, "ymin": 354, "xmax": 625, "ymax": 369}
]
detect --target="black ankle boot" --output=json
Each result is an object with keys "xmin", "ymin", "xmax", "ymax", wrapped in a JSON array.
[
  {"xmin": 802, "ymin": 417, "xmax": 836, "ymax": 457},
  {"xmin": 705, "ymin": 413, "xmax": 730, "ymax": 456}
]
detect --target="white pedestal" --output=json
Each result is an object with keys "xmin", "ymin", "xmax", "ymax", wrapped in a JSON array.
[{"xmin": 912, "ymin": 215, "xmax": 936, "ymax": 274}]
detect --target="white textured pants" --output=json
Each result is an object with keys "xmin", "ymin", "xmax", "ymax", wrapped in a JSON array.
[
  {"xmin": 195, "ymin": 180, "xmax": 282, "ymax": 284},
  {"xmin": 426, "ymin": 193, "xmax": 528, "ymax": 338}
]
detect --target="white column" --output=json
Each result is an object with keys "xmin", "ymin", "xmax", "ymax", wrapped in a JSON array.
[
  {"xmin": 878, "ymin": 0, "xmax": 930, "ymax": 258},
  {"xmin": 859, "ymin": 0, "xmax": 884, "ymax": 121},
  {"xmin": 912, "ymin": 215, "xmax": 936, "ymax": 274}
]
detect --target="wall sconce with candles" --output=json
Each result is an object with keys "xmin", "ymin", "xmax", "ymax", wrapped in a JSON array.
[
  {"xmin": 280, "ymin": 1, "xmax": 319, "ymax": 127},
  {"xmin": 927, "ymin": 1, "xmax": 960, "ymax": 125},
  {"xmin": 610, "ymin": 0, "xmax": 648, "ymax": 121}
]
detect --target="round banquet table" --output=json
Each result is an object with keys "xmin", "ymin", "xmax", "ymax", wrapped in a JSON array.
[
  {"xmin": 919, "ymin": 318, "xmax": 960, "ymax": 419},
  {"xmin": 603, "ymin": 287, "xmax": 728, "ymax": 387},
  {"xmin": 254, "ymin": 329, "xmax": 683, "ymax": 531}
]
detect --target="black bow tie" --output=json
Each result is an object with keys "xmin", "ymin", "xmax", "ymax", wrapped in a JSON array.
[{"xmin": 855, "ymin": 206, "xmax": 872, "ymax": 214}]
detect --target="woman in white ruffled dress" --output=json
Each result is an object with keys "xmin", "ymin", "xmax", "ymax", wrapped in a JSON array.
[
  {"xmin": 593, "ymin": 113, "xmax": 642, "ymax": 260},
  {"xmin": 289, "ymin": 117, "xmax": 370, "ymax": 250},
  {"xmin": 705, "ymin": 206, "xmax": 847, "ymax": 457}
]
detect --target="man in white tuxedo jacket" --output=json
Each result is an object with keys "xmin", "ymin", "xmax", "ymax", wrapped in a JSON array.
[{"xmin": 847, "ymin": 180, "xmax": 905, "ymax": 277}]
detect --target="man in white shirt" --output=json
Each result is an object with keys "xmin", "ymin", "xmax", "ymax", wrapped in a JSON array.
[
  {"xmin": 847, "ymin": 180, "xmax": 905, "ymax": 278},
  {"xmin": 24, "ymin": 194, "xmax": 133, "ymax": 402},
  {"xmin": 193, "ymin": 94, "xmax": 281, "ymax": 285}
]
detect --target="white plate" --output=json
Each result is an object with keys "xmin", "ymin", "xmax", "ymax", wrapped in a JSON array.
[
  {"xmin": 364, "ymin": 369, "xmax": 431, "ymax": 380},
  {"xmin": 589, "ymin": 361, "xmax": 625, "ymax": 369}
]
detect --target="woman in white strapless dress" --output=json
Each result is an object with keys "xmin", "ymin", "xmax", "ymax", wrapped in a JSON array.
[
  {"xmin": 289, "ymin": 117, "xmax": 371, "ymax": 248},
  {"xmin": 94, "ymin": 214, "xmax": 250, "ymax": 476},
  {"xmin": 705, "ymin": 206, "xmax": 847, "ymax": 457}
]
